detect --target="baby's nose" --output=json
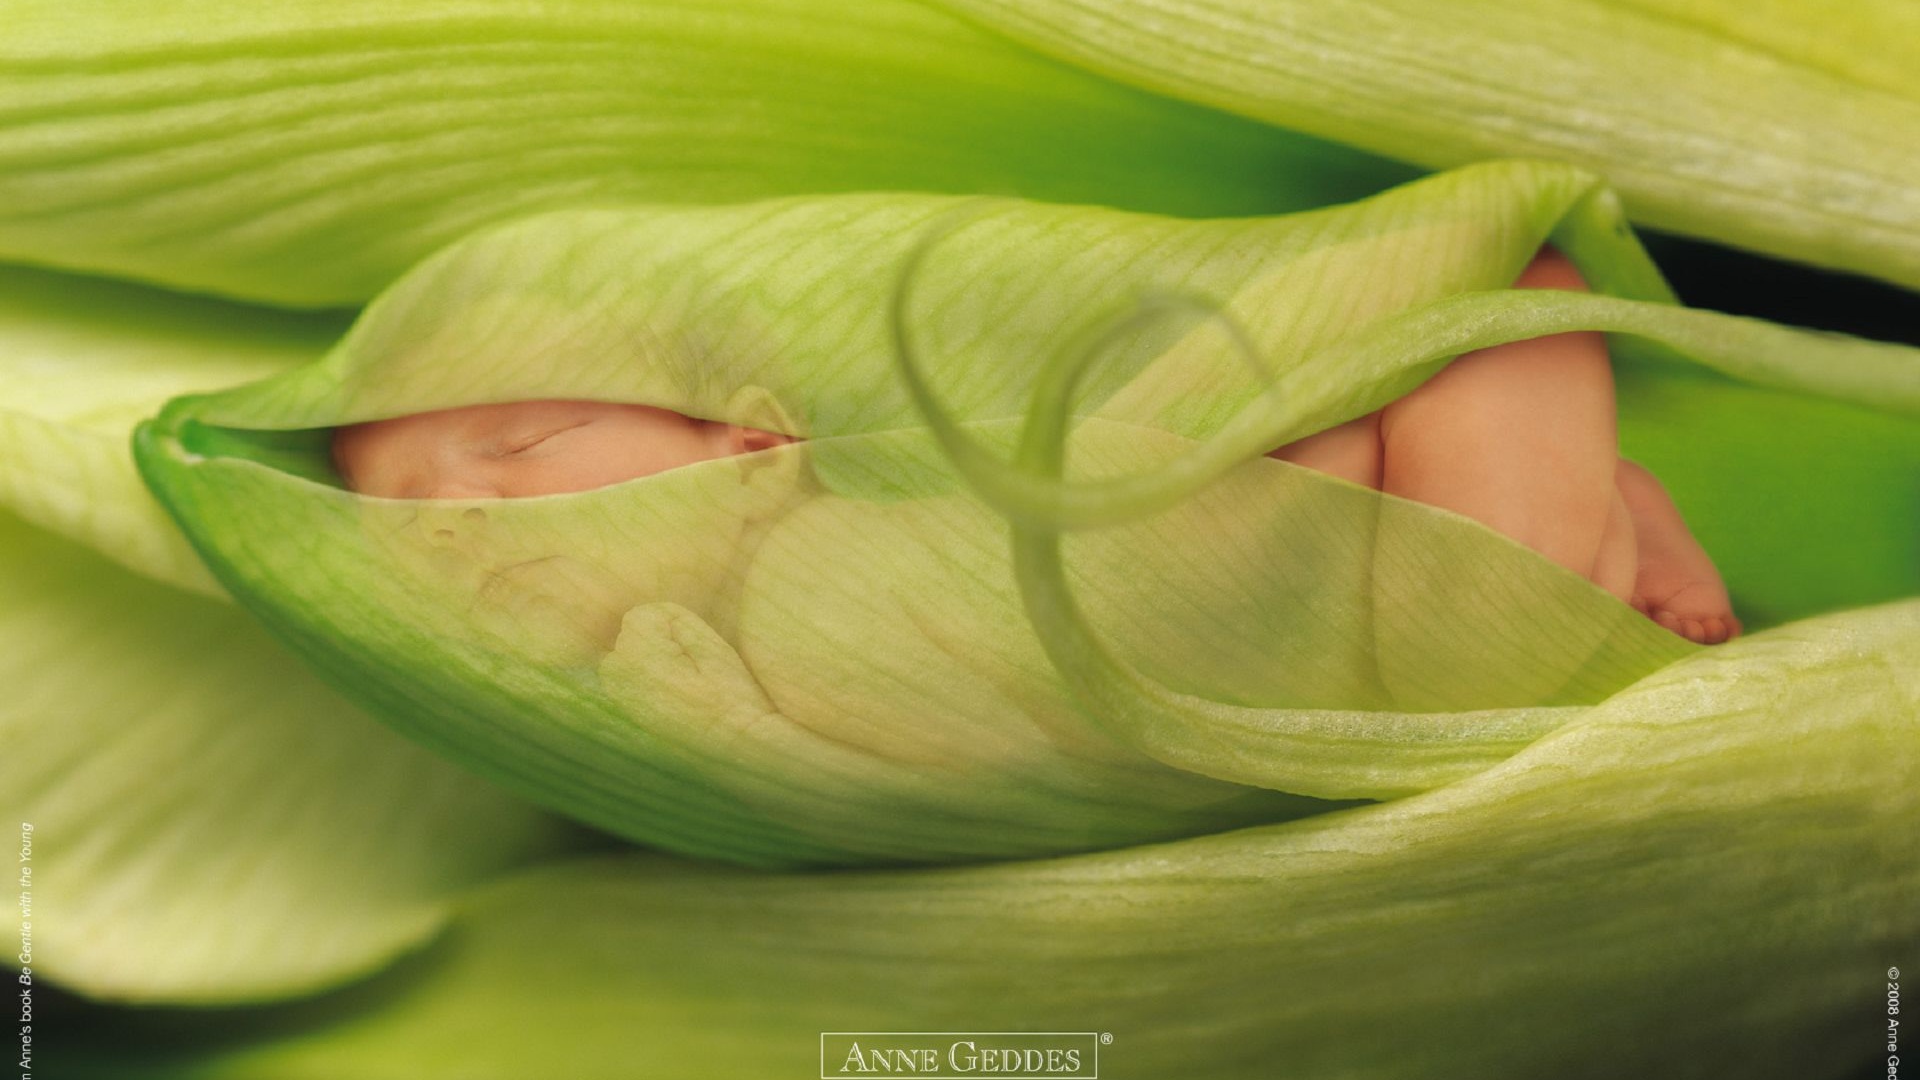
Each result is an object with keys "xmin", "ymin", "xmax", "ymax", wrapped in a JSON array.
[{"xmin": 413, "ymin": 503, "xmax": 490, "ymax": 546}]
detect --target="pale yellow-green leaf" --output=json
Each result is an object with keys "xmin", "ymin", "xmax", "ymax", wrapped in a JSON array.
[
  {"xmin": 0, "ymin": 265, "xmax": 343, "ymax": 595},
  {"xmin": 933, "ymin": 0, "xmax": 1920, "ymax": 288},
  {"xmin": 0, "ymin": 513, "xmax": 580, "ymax": 1002},
  {"xmin": 0, "ymin": 0, "xmax": 1406, "ymax": 305},
  {"xmin": 83, "ymin": 599, "xmax": 1918, "ymax": 1079}
]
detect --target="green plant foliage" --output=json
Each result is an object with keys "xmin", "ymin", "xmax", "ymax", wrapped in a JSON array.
[
  {"xmin": 935, "ymin": 0, "xmax": 1920, "ymax": 288},
  {"xmin": 2, "ymin": 3, "xmax": 1915, "ymax": 1076}
]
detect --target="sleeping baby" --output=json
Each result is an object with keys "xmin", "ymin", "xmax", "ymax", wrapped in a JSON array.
[{"xmin": 331, "ymin": 250, "xmax": 1739, "ymax": 645}]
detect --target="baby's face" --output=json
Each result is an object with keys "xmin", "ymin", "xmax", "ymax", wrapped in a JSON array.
[{"xmin": 333, "ymin": 400, "xmax": 794, "ymax": 499}]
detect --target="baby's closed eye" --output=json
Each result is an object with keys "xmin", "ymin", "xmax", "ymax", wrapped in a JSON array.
[{"xmin": 493, "ymin": 420, "xmax": 591, "ymax": 458}]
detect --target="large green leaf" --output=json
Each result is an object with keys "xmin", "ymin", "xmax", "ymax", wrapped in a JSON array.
[
  {"xmin": 934, "ymin": 0, "xmax": 1920, "ymax": 289},
  {"xmin": 0, "ymin": 513, "xmax": 581, "ymax": 1002},
  {"xmin": 0, "ymin": 264, "xmax": 344, "ymax": 594},
  {"xmin": 133, "ymin": 162, "xmax": 1920, "ymax": 869},
  {"xmin": 64, "ymin": 598, "xmax": 1920, "ymax": 1079},
  {"xmin": 0, "ymin": 267, "xmax": 580, "ymax": 1002},
  {"xmin": 0, "ymin": 0, "xmax": 1408, "ymax": 306}
]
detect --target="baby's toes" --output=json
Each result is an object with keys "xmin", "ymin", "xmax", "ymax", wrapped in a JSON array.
[
  {"xmin": 1700, "ymin": 614, "xmax": 1742, "ymax": 645},
  {"xmin": 1639, "ymin": 581, "xmax": 1740, "ymax": 645},
  {"xmin": 1645, "ymin": 606, "xmax": 1741, "ymax": 645},
  {"xmin": 1696, "ymin": 617, "xmax": 1736, "ymax": 644}
]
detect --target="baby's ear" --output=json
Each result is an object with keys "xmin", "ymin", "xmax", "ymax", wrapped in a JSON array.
[
  {"xmin": 728, "ymin": 425, "xmax": 793, "ymax": 455},
  {"xmin": 720, "ymin": 384, "xmax": 804, "ymax": 493},
  {"xmin": 721, "ymin": 384, "xmax": 798, "ymax": 437}
]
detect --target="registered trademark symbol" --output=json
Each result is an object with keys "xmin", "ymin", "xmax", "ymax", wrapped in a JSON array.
[{"xmin": 1100, "ymin": 1033, "xmax": 1113, "ymax": 1045}]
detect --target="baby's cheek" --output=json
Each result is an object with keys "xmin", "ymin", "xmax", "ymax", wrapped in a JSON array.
[{"xmin": 498, "ymin": 454, "xmax": 626, "ymax": 498}]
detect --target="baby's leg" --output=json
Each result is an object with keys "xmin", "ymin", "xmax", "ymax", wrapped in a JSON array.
[
  {"xmin": 1375, "ymin": 250, "xmax": 1626, "ymax": 590},
  {"xmin": 1265, "ymin": 413, "xmax": 1382, "ymax": 488},
  {"xmin": 1616, "ymin": 460, "xmax": 1740, "ymax": 644}
]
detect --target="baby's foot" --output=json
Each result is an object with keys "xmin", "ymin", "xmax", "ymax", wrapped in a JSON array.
[
  {"xmin": 1632, "ymin": 581, "xmax": 1741, "ymax": 645},
  {"xmin": 1617, "ymin": 460, "xmax": 1740, "ymax": 644}
]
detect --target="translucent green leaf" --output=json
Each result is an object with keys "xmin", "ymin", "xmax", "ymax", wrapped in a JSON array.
[
  {"xmin": 66, "ymin": 599, "xmax": 1920, "ymax": 1078},
  {"xmin": 0, "ymin": 0, "xmax": 1409, "ymax": 306},
  {"xmin": 934, "ymin": 0, "xmax": 1920, "ymax": 288},
  {"xmin": 133, "ymin": 162, "xmax": 1920, "ymax": 868}
]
